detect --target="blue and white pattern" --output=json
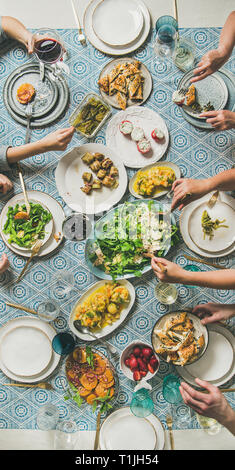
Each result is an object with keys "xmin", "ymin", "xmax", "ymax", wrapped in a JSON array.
[{"xmin": 0, "ymin": 28, "xmax": 234, "ymax": 432}]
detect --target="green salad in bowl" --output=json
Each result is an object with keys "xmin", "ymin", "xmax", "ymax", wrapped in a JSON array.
[
  {"xmin": 3, "ymin": 201, "xmax": 53, "ymax": 249},
  {"xmin": 86, "ymin": 200, "xmax": 179, "ymax": 279}
]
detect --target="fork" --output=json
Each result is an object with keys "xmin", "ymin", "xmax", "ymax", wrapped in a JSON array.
[
  {"xmin": 25, "ymin": 103, "xmax": 33, "ymax": 144},
  {"xmin": 16, "ymin": 239, "xmax": 43, "ymax": 283},
  {"xmin": 166, "ymin": 415, "xmax": 174, "ymax": 450},
  {"xmin": 2, "ymin": 382, "xmax": 54, "ymax": 390},
  {"xmin": 207, "ymin": 190, "xmax": 219, "ymax": 208},
  {"xmin": 71, "ymin": 0, "xmax": 86, "ymax": 45}
]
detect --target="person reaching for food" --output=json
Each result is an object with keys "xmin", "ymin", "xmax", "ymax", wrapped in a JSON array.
[
  {"xmin": 192, "ymin": 302, "xmax": 235, "ymax": 325},
  {"xmin": 171, "ymin": 168, "xmax": 235, "ymax": 211},
  {"xmin": 0, "ymin": 15, "xmax": 33, "ymax": 53},
  {"xmin": 180, "ymin": 378, "xmax": 235, "ymax": 436},
  {"xmin": 151, "ymin": 257, "xmax": 235, "ymax": 290},
  {"xmin": 190, "ymin": 11, "xmax": 235, "ymax": 131}
]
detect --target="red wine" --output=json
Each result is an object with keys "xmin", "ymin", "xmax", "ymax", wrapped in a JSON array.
[{"xmin": 34, "ymin": 38, "xmax": 63, "ymax": 64}]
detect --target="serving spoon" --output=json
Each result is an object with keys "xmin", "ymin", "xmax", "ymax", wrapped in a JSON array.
[{"xmin": 73, "ymin": 320, "xmax": 117, "ymax": 355}]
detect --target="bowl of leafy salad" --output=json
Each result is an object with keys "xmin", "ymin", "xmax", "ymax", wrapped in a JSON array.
[
  {"xmin": 85, "ymin": 200, "xmax": 179, "ymax": 279},
  {"xmin": 2, "ymin": 199, "xmax": 53, "ymax": 250}
]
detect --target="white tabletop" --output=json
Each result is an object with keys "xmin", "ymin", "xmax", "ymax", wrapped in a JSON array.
[{"xmin": 1, "ymin": 0, "xmax": 235, "ymax": 29}]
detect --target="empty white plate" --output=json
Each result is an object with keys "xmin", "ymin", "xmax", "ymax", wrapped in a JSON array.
[
  {"xmin": 182, "ymin": 330, "xmax": 234, "ymax": 382},
  {"xmin": 188, "ymin": 201, "xmax": 235, "ymax": 252},
  {"xmin": 92, "ymin": 0, "xmax": 143, "ymax": 46},
  {"xmin": 0, "ymin": 325, "xmax": 52, "ymax": 377},
  {"xmin": 99, "ymin": 407, "xmax": 165, "ymax": 450}
]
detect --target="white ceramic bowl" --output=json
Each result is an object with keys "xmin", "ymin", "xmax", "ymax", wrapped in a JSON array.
[{"xmin": 120, "ymin": 340, "xmax": 160, "ymax": 382}]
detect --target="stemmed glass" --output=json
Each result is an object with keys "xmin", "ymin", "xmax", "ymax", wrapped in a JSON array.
[
  {"xmin": 32, "ymin": 28, "xmax": 68, "ymax": 81},
  {"xmin": 153, "ymin": 25, "xmax": 177, "ymax": 68}
]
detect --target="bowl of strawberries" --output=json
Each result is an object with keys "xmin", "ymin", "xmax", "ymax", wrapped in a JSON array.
[{"xmin": 120, "ymin": 341, "xmax": 160, "ymax": 382}]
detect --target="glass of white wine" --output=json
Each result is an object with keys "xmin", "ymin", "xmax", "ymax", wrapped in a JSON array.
[
  {"xmin": 196, "ymin": 413, "xmax": 222, "ymax": 435},
  {"xmin": 155, "ymin": 282, "xmax": 178, "ymax": 305}
]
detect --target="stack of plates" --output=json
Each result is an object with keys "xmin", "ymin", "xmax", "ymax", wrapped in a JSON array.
[
  {"xmin": 3, "ymin": 63, "xmax": 69, "ymax": 127},
  {"xmin": 177, "ymin": 69, "xmax": 233, "ymax": 130},
  {"xmin": 84, "ymin": 0, "xmax": 151, "ymax": 55},
  {"xmin": 180, "ymin": 192, "xmax": 235, "ymax": 258},
  {"xmin": 176, "ymin": 323, "xmax": 235, "ymax": 387},
  {"xmin": 0, "ymin": 317, "xmax": 60, "ymax": 383},
  {"xmin": 99, "ymin": 407, "xmax": 165, "ymax": 450}
]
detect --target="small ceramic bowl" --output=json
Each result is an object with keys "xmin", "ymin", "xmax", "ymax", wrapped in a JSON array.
[{"xmin": 120, "ymin": 340, "xmax": 160, "ymax": 382}]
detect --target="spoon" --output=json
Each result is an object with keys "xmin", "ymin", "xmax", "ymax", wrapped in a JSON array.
[{"xmin": 73, "ymin": 320, "xmax": 117, "ymax": 355}]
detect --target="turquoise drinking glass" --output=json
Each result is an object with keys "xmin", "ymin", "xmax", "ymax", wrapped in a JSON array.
[
  {"xmin": 130, "ymin": 388, "xmax": 154, "ymax": 418},
  {"xmin": 155, "ymin": 15, "xmax": 178, "ymax": 33},
  {"xmin": 162, "ymin": 374, "xmax": 182, "ymax": 404},
  {"xmin": 52, "ymin": 332, "xmax": 76, "ymax": 355}
]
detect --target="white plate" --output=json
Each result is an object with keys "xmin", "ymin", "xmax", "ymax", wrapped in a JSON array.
[
  {"xmin": 106, "ymin": 106, "xmax": 169, "ymax": 169},
  {"xmin": 179, "ymin": 192, "xmax": 235, "ymax": 258},
  {"xmin": 55, "ymin": 144, "xmax": 128, "ymax": 215},
  {"xmin": 92, "ymin": 0, "xmax": 143, "ymax": 47},
  {"xmin": 188, "ymin": 201, "xmax": 235, "ymax": 253},
  {"xmin": 1, "ymin": 197, "xmax": 53, "ymax": 252},
  {"xmin": 129, "ymin": 162, "xmax": 181, "ymax": 199},
  {"xmin": 99, "ymin": 58, "xmax": 152, "ymax": 110},
  {"xmin": 178, "ymin": 71, "xmax": 228, "ymax": 119},
  {"xmin": 84, "ymin": 0, "xmax": 151, "ymax": 56},
  {"xmin": 0, "ymin": 191, "xmax": 65, "ymax": 258},
  {"xmin": 176, "ymin": 323, "xmax": 235, "ymax": 387},
  {"xmin": 0, "ymin": 325, "xmax": 52, "ymax": 377},
  {"xmin": 0, "ymin": 316, "xmax": 60, "ymax": 383},
  {"xmin": 99, "ymin": 407, "xmax": 165, "ymax": 450},
  {"xmin": 69, "ymin": 279, "xmax": 135, "ymax": 341}
]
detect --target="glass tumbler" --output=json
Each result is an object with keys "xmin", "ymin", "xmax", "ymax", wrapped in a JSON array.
[
  {"xmin": 130, "ymin": 388, "xmax": 154, "ymax": 418},
  {"xmin": 162, "ymin": 374, "xmax": 182, "ymax": 404},
  {"xmin": 37, "ymin": 403, "xmax": 60, "ymax": 431},
  {"xmin": 54, "ymin": 419, "xmax": 78, "ymax": 450},
  {"xmin": 37, "ymin": 299, "xmax": 60, "ymax": 322}
]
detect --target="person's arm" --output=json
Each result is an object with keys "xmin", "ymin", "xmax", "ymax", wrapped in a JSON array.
[
  {"xmin": 191, "ymin": 11, "xmax": 235, "ymax": 83},
  {"xmin": 0, "ymin": 173, "xmax": 13, "ymax": 194},
  {"xmin": 199, "ymin": 110, "xmax": 235, "ymax": 131},
  {"xmin": 192, "ymin": 302, "xmax": 235, "ymax": 325},
  {"xmin": 6, "ymin": 127, "xmax": 75, "ymax": 165},
  {"xmin": 1, "ymin": 16, "xmax": 33, "ymax": 53},
  {"xmin": 180, "ymin": 378, "xmax": 235, "ymax": 436},
  {"xmin": 151, "ymin": 257, "xmax": 235, "ymax": 289},
  {"xmin": 171, "ymin": 168, "xmax": 235, "ymax": 211}
]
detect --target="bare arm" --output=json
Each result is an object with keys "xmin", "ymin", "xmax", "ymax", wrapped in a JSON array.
[
  {"xmin": 171, "ymin": 168, "xmax": 235, "ymax": 211},
  {"xmin": 1, "ymin": 16, "xmax": 33, "ymax": 53},
  {"xmin": 6, "ymin": 127, "xmax": 75, "ymax": 165}
]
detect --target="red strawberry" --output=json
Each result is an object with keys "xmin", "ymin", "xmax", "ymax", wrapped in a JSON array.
[
  {"xmin": 147, "ymin": 363, "xmax": 155, "ymax": 374},
  {"xmin": 149, "ymin": 356, "xmax": 159, "ymax": 370},
  {"xmin": 142, "ymin": 347, "xmax": 153, "ymax": 359},
  {"xmin": 128, "ymin": 356, "xmax": 138, "ymax": 369},
  {"xmin": 137, "ymin": 357, "xmax": 147, "ymax": 371},
  {"xmin": 133, "ymin": 347, "xmax": 141, "ymax": 357},
  {"xmin": 124, "ymin": 358, "xmax": 131, "ymax": 368},
  {"xmin": 133, "ymin": 370, "xmax": 141, "ymax": 381},
  {"xmin": 140, "ymin": 370, "xmax": 147, "ymax": 377}
]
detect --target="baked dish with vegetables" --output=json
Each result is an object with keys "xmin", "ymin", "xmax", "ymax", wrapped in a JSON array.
[
  {"xmin": 133, "ymin": 166, "xmax": 176, "ymax": 197},
  {"xmin": 152, "ymin": 312, "xmax": 206, "ymax": 366},
  {"xmin": 73, "ymin": 282, "xmax": 130, "ymax": 331},
  {"xmin": 3, "ymin": 202, "xmax": 52, "ymax": 249},
  {"xmin": 65, "ymin": 346, "xmax": 116, "ymax": 413},
  {"xmin": 80, "ymin": 151, "xmax": 119, "ymax": 195}
]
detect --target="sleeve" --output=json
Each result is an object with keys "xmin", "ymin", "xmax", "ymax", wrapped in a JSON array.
[
  {"xmin": 0, "ymin": 145, "xmax": 13, "ymax": 172},
  {"xmin": 0, "ymin": 16, "xmax": 8, "ymax": 44}
]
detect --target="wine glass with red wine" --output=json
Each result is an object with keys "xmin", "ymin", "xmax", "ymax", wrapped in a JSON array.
[{"xmin": 33, "ymin": 28, "xmax": 66, "ymax": 80}]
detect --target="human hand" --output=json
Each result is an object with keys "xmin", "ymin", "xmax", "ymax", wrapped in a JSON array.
[
  {"xmin": 199, "ymin": 110, "xmax": 235, "ymax": 131},
  {"xmin": 0, "ymin": 174, "xmax": 13, "ymax": 194},
  {"xmin": 0, "ymin": 253, "xmax": 10, "ymax": 274},
  {"xmin": 171, "ymin": 178, "xmax": 211, "ymax": 211},
  {"xmin": 192, "ymin": 302, "xmax": 235, "ymax": 325},
  {"xmin": 40, "ymin": 127, "xmax": 75, "ymax": 152},
  {"xmin": 190, "ymin": 49, "xmax": 228, "ymax": 83},
  {"xmin": 151, "ymin": 257, "xmax": 186, "ymax": 283},
  {"xmin": 180, "ymin": 378, "xmax": 233, "ymax": 425}
]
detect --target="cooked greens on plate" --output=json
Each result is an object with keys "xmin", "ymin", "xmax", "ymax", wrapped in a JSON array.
[
  {"xmin": 88, "ymin": 201, "xmax": 179, "ymax": 279},
  {"xmin": 3, "ymin": 202, "xmax": 52, "ymax": 248},
  {"xmin": 201, "ymin": 209, "xmax": 228, "ymax": 240}
]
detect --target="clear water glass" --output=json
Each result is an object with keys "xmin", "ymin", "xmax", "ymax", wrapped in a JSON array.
[
  {"xmin": 196, "ymin": 414, "xmax": 222, "ymax": 435},
  {"xmin": 52, "ymin": 270, "xmax": 75, "ymax": 299},
  {"xmin": 37, "ymin": 299, "xmax": 60, "ymax": 322},
  {"xmin": 52, "ymin": 332, "xmax": 76, "ymax": 356},
  {"xmin": 130, "ymin": 388, "xmax": 154, "ymax": 418},
  {"xmin": 155, "ymin": 282, "xmax": 178, "ymax": 305},
  {"xmin": 54, "ymin": 419, "xmax": 78, "ymax": 450},
  {"xmin": 173, "ymin": 37, "xmax": 196, "ymax": 72},
  {"xmin": 37, "ymin": 403, "xmax": 60, "ymax": 430},
  {"xmin": 162, "ymin": 374, "xmax": 182, "ymax": 404},
  {"xmin": 154, "ymin": 25, "xmax": 177, "ymax": 65},
  {"xmin": 171, "ymin": 403, "xmax": 192, "ymax": 429}
]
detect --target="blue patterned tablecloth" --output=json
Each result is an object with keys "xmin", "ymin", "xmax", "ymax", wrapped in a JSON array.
[{"xmin": 0, "ymin": 27, "xmax": 234, "ymax": 432}]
